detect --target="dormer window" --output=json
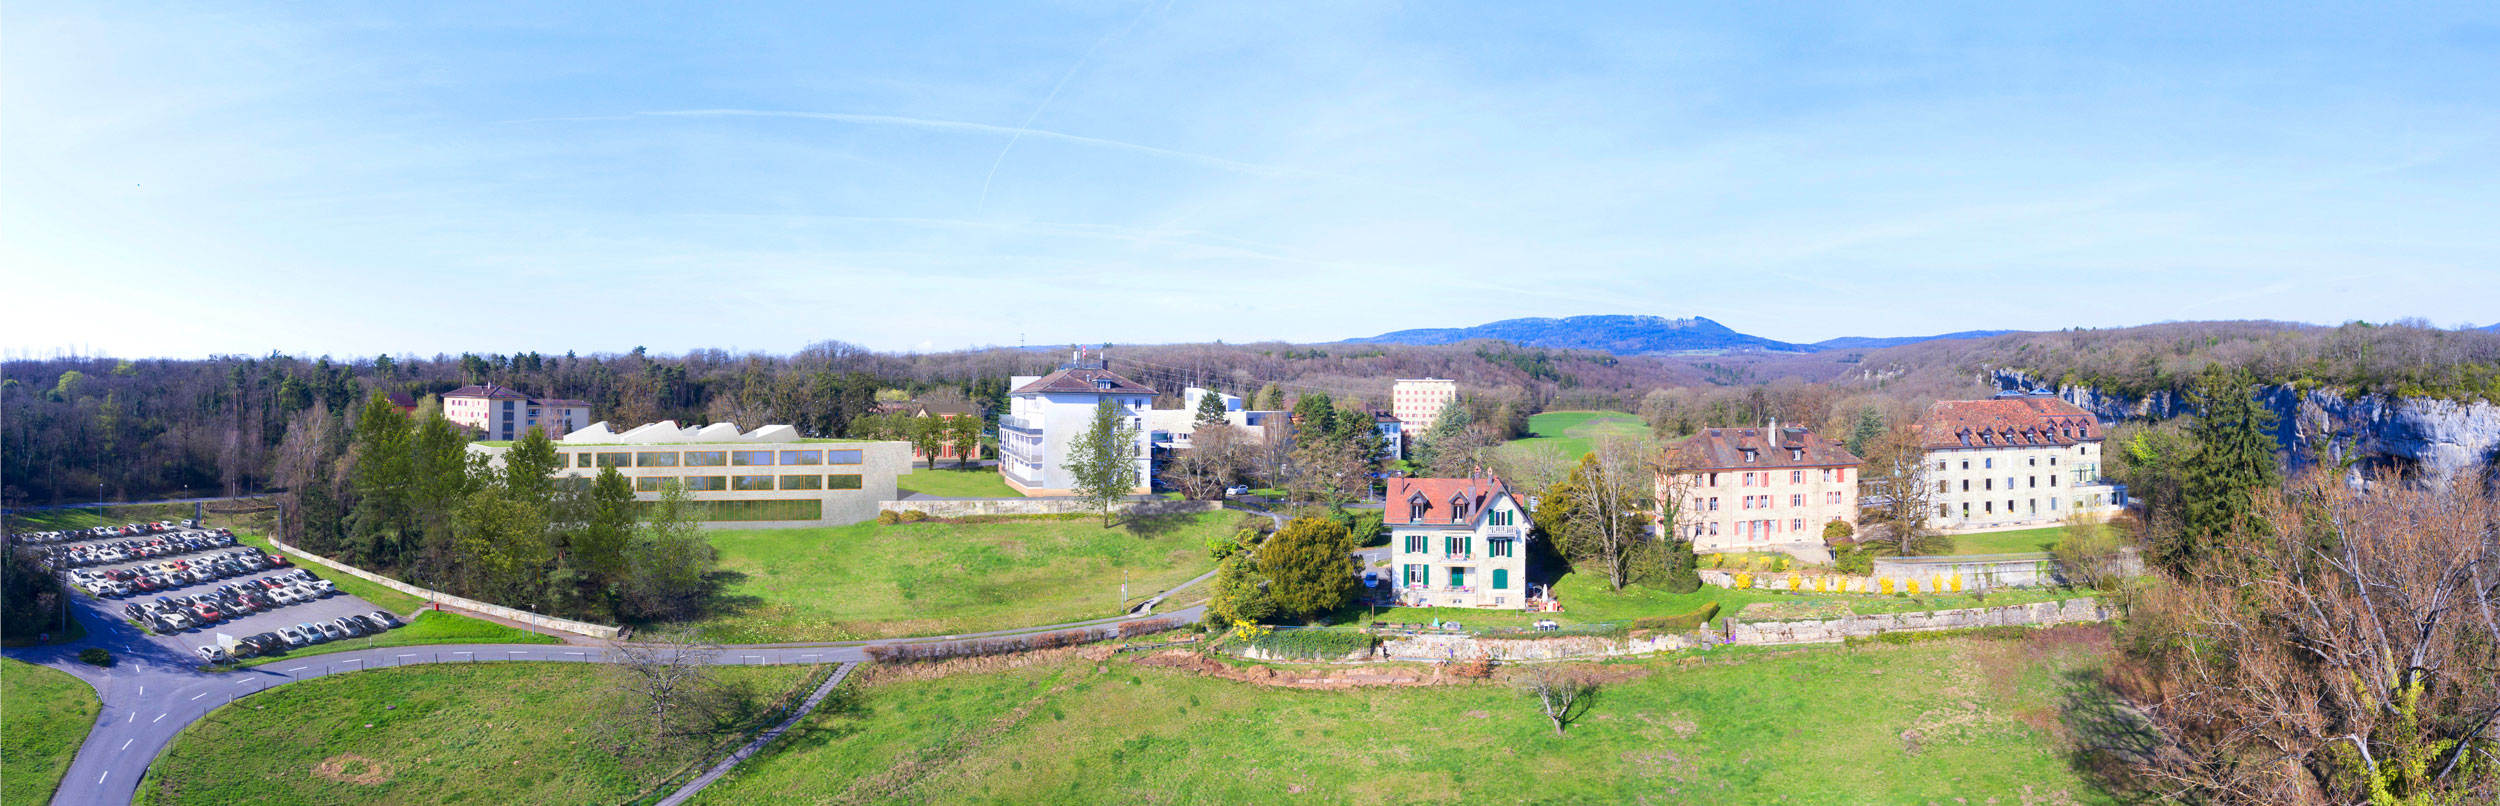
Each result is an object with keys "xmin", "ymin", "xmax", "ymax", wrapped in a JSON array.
[
  {"xmin": 1743, "ymin": 449, "xmax": 1757, "ymax": 463},
  {"xmin": 1407, "ymin": 493, "xmax": 1428, "ymax": 522},
  {"xmin": 1449, "ymin": 496, "xmax": 1470, "ymax": 522},
  {"xmin": 1790, "ymin": 449, "xmax": 1802, "ymax": 460}
]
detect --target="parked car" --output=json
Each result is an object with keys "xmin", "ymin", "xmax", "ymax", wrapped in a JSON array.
[
  {"xmin": 364, "ymin": 611, "xmax": 402, "ymax": 629},
  {"xmin": 313, "ymin": 621, "xmax": 346, "ymax": 641},
  {"xmin": 295, "ymin": 622, "xmax": 328, "ymax": 643},
  {"xmin": 196, "ymin": 646, "xmax": 230, "ymax": 664},
  {"xmin": 333, "ymin": 617, "xmax": 368, "ymax": 638},
  {"xmin": 276, "ymin": 626, "xmax": 310, "ymax": 647}
]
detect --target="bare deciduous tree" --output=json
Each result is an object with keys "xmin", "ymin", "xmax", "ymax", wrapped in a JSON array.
[
  {"xmin": 604, "ymin": 628, "xmax": 726, "ymax": 747},
  {"xmin": 1562, "ymin": 436, "xmax": 1655, "ymax": 592},
  {"xmin": 2114, "ymin": 471, "xmax": 2500, "ymax": 805},
  {"xmin": 1856, "ymin": 424, "xmax": 1944, "ymax": 556},
  {"xmin": 1517, "ymin": 664, "xmax": 1599, "ymax": 737}
]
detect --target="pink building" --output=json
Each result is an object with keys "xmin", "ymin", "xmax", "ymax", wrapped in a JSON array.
[
  {"xmin": 442, "ymin": 384, "xmax": 592, "ymax": 441},
  {"xmin": 1659, "ymin": 422, "xmax": 1861, "ymax": 552}
]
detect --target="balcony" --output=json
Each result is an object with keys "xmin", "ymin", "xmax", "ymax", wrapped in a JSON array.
[
  {"xmin": 1441, "ymin": 554, "xmax": 1474, "ymax": 562},
  {"xmin": 1483, "ymin": 525, "xmax": 1521, "ymax": 539},
  {"xmin": 999, "ymin": 415, "xmax": 1042, "ymax": 432}
]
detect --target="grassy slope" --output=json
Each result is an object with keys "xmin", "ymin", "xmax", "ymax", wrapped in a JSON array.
[
  {"xmin": 136, "ymin": 663, "xmax": 821, "ymax": 806},
  {"xmin": 895, "ymin": 467, "xmax": 1023, "ymax": 498},
  {"xmin": 694, "ymin": 512, "xmax": 1228, "ymax": 643},
  {"xmin": 1, "ymin": 659, "xmax": 100, "ymax": 806},
  {"xmin": 1357, "ymin": 572, "xmax": 2087, "ymax": 630},
  {"xmin": 694, "ymin": 631, "xmax": 2120, "ymax": 805},
  {"xmin": 1949, "ymin": 525, "xmax": 2069, "ymax": 555},
  {"xmin": 233, "ymin": 610, "xmax": 560, "ymax": 668},
  {"xmin": 232, "ymin": 533, "xmax": 429, "ymax": 614},
  {"xmin": 1501, "ymin": 410, "xmax": 1648, "ymax": 459}
]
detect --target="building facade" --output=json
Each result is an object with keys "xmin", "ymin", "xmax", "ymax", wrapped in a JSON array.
[
  {"xmin": 1391, "ymin": 379, "xmax": 1458, "ymax": 434},
  {"xmin": 1915, "ymin": 394, "xmax": 2126, "ymax": 533},
  {"xmin": 1388, "ymin": 475, "xmax": 1539, "ymax": 610},
  {"xmin": 467, "ymin": 420, "xmax": 909, "ymax": 528},
  {"xmin": 999, "ymin": 362, "xmax": 1156, "ymax": 496},
  {"xmin": 905, "ymin": 400, "xmax": 986, "ymax": 463},
  {"xmin": 1660, "ymin": 423, "xmax": 1861, "ymax": 553},
  {"xmin": 442, "ymin": 384, "xmax": 592, "ymax": 441}
]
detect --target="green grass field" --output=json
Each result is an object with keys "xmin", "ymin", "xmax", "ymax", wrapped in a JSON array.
[
  {"xmin": 1501, "ymin": 410, "xmax": 1649, "ymax": 459},
  {"xmin": 1342, "ymin": 572, "xmax": 2088, "ymax": 631},
  {"xmin": 1949, "ymin": 525, "xmax": 2068, "ymax": 555},
  {"xmin": 135, "ymin": 662, "xmax": 823, "ymax": 806},
  {"xmin": 691, "ymin": 629, "xmax": 2121, "ymax": 805},
  {"xmin": 1, "ymin": 659, "xmax": 99, "ymax": 806},
  {"xmin": 231, "ymin": 610, "xmax": 560, "ymax": 668},
  {"xmin": 691, "ymin": 512, "xmax": 1229, "ymax": 643},
  {"xmin": 895, "ymin": 467, "xmax": 1023, "ymax": 498}
]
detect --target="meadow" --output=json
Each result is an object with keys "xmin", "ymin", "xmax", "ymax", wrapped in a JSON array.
[
  {"xmin": 231, "ymin": 610, "xmax": 560, "ymax": 668},
  {"xmin": 894, "ymin": 467, "xmax": 1024, "ymax": 498},
  {"xmin": 1, "ymin": 659, "xmax": 99, "ymax": 806},
  {"xmin": 692, "ymin": 511, "xmax": 1229, "ymax": 642},
  {"xmin": 1948, "ymin": 525, "xmax": 2069, "ymax": 555},
  {"xmin": 1499, "ymin": 410, "xmax": 1650, "ymax": 459}
]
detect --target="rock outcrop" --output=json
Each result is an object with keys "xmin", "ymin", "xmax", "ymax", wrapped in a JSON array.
[{"xmin": 1993, "ymin": 370, "xmax": 2500, "ymax": 478}]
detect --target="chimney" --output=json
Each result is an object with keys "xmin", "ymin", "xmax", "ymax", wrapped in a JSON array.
[{"xmin": 1767, "ymin": 418, "xmax": 1778, "ymax": 443}]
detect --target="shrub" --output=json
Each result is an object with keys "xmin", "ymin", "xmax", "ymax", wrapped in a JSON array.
[
  {"xmin": 1631, "ymin": 602, "xmax": 1720, "ymax": 632},
  {"xmin": 900, "ymin": 510, "xmax": 930, "ymax": 522},
  {"xmin": 1206, "ymin": 535, "xmax": 1242, "ymax": 561},
  {"xmin": 1347, "ymin": 511, "xmax": 1386, "ymax": 547},
  {"xmin": 1906, "ymin": 579, "xmax": 1922, "ymax": 595},
  {"xmin": 1823, "ymin": 520, "xmax": 1855, "ymax": 541},
  {"xmin": 1786, "ymin": 573, "xmax": 1801, "ymax": 591},
  {"xmin": 1834, "ymin": 546, "xmax": 1874, "ymax": 575},
  {"xmin": 1733, "ymin": 572, "xmax": 1753, "ymax": 589},
  {"xmin": 1880, "ymin": 577, "xmax": 1895, "ymax": 595},
  {"xmin": 1777, "ymin": 557, "xmax": 1791, "ymax": 572},
  {"xmin": 1951, "ymin": 573, "xmax": 1965, "ymax": 593},
  {"xmin": 1246, "ymin": 628, "xmax": 1376, "ymax": 660},
  {"xmin": 77, "ymin": 647, "xmax": 113, "ymax": 667},
  {"xmin": 1119, "ymin": 617, "xmax": 1180, "ymax": 638},
  {"xmin": 1706, "ymin": 554, "xmax": 1725, "ymax": 569},
  {"xmin": 874, "ymin": 510, "xmax": 902, "ymax": 525}
]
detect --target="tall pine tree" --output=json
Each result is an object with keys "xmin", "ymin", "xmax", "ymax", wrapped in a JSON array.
[{"xmin": 2166, "ymin": 367, "xmax": 2281, "ymax": 570}]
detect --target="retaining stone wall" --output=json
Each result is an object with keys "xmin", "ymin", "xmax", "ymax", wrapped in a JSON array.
[
  {"xmin": 876, "ymin": 498, "xmax": 1219, "ymax": 518},
  {"xmin": 268, "ymin": 535, "xmax": 623, "ymax": 640},
  {"xmin": 1381, "ymin": 632, "xmax": 1698, "ymax": 662},
  {"xmin": 1724, "ymin": 598, "xmax": 2107, "ymax": 646}
]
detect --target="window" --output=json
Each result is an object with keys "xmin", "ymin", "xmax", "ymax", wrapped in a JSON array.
[
  {"xmin": 1707, "ymin": 497, "xmax": 1719, "ymax": 511},
  {"xmin": 1984, "ymin": 458, "xmax": 1993, "ymax": 469},
  {"xmin": 1445, "ymin": 535, "xmax": 1471, "ymax": 557},
  {"xmin": 1450, "ymin": 499, "xmax": 1469, "ymax": 522},
  {"xmin": 1961, "ymin": 480, "xmax": 1970, "ymax": 492},
  {"xmin": 1938, "ymin": 480, "xmax": 1949, "ymax": 494},
  {"xmin": 1405, "ymin": 535, "xmax": 1426, "ymax": 553},
  {"xmin": 636, "ymin": 477, "xmax": 669, "ymax": 492},
  {"xmin": 1822, "ymin": 468, "xmax": 1834, "ymax": 482},
  {"xmin": 1708, "ymin": 472, "xmax": 1720, "ymax": 486},
  {"xmin": 825, "ymin": 449, "xmax": 863, "ymax": 465},
  {"xmin": 1960, "ymin": 460, "xmax": 1970, "ymax": 470},
  {"xmin": 1985, "ymin": 479, "xmax": 1993, "ymax": 491},
  {"xmin": 1791, "ymin": 449, "xmax": 1802, "ymax": 460},
  {"xmin": 1492, "ymin": 568, "xmax": 1510, "ymax": 590},
  {"xmin": 574, "ymin": 453, "xmax": 592, "ymax": 468},
  {"xmin": 1790, "ymin": 470, "xmax": 1803, "ymax": 483},
  {"xmin": 681, "ymin": 476, "xmax": 727, "ymax": 491},
  {"xmin": 1409, "ymin": 502, "xmax": 1427, "ymax": 521},
  {"xmin": 1708, "ymin": 522, "xmax": 1719, "ymax": 536},
  {"xmin": 1984, "ymin": 500, "xmax": 1993, "ymax": 514},
  {"xmin": 1791, "ymin": 519, "xmax": 1802, "ymax": 531},
  {"xmin": 636, "ymin": 451, "xmax": 680, "ymax": 468},
  {"xmin": 779, "ymin": 450, "xmax": 823, "ymax": 466},
  {"xmin": 731, "ymin": 450, "xmax": 775, "ymax": 466},
  {"xmin": 1488, "ymin": 539, "xmax": 1513, "ymax": 558},
  {"xmin": 2028, "ymin": 457, "xmax": 2038, "ymax": 467},
  {"xmin": 2049, "ymin": 456, "xmax": 2058, "ymax": 466},
  {"xmin": 779, "ymin": 475, "xmax": 824, "ymax": 490},
  {"xmin": 732, "ymin": 475, "xmax": 776, "ymax": 491},
  {"xmin": 1742, "ymin": 472, "xmax": 1754, "ymax": 487},
  {"xmin": 1789, "ymin": 494, "xmax": 1803, "ymax": 507},
  {"xmin": 1938, "ymin": 504, "xmax": 1949, "ymax": 518},
  {"xmin": 1961, "ymin": 502, "xmax": 1970, "ymax": 517},
  {"xmin": 2027, "ymin": 476, "xmax": 2036, "ymax": 488},
  {"xmin": 827, "ymin": 474, "xmax": 862, "ymax": 490},
  {"xmin": 596, "ymin": 452, "xmax": 632, "ymax": 468},
  {"xmin": 666, "ymin": 499, "xmax": 823, "ymax": 522},
  {"xmin": 684, "ymin": 451, "xmax": 727, "ymax": 467},
  {"xmin": 1743, "ymin": 449, "xmax": 1757, "ymax": 463},
  {"xmin": 1405, "ymin": 564, "xmax": 1427, "ymax": 585}
]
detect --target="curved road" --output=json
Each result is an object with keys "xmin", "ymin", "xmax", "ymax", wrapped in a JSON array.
[{"xmin": 9, "ymin": 595, "xmax": 1206, "ymax": 806}]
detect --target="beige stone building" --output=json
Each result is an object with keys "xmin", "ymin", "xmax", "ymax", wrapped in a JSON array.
[
  {"xmin": 1660, "ymin": 423, "xmax": 1861, "ymax": 553},
  {"xmin": 1387, "ymin": 474, "xmax": 1543, "ymax": 610},
  {"xmin": 442, "ymin": 384, "xmax": 592, "ymax": 441},
  {"xmin": 1914, "ymin": 394, "xmax": 2125, "ymax": 534},
  {"xmin": 468, "ymin": 420, "xmax": 910, "ymax": 528},
  {"xmin": 1391, "ymin": 378, "xmax": 1458, "ymax": 433}
]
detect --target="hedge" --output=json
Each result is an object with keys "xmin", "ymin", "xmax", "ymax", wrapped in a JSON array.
[
  {"xmin": 1246, "ymin": 629, "xmax": 1377, "ymax": 660},
  {"xmin": 1630, "ymin": 602, "xmax": 1721, "ymax": 632}
]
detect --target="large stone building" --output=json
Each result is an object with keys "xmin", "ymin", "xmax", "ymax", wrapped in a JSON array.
[
  {"xmin": 1387, "ymin": 474, "xmax": 1542, "ymax": 610},
  {"xmin": 467, "ymin": 420, "xmax": 910, "ymax": 527},
  {"xmin": 1915, "ymin": 394, "xmax": 2126, "ymax": 533},
  {"xmin": 1660, "ymin": 423, "xmax": 1861, "ymax": 553},
  {"xmin": 1391, "ymin": 378, "xmax": 1458, "ymax": 433},
  {"xmin": 442, "ymin": 384, "xmax": 592, "ymax": 441},
  {"xmin": 999, "ymin": 358, "xmax": 1156, "ymax": 496}
]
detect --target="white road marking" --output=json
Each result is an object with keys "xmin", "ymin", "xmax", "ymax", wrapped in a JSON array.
[
  {"xmin": 120, "ymin": 739, "xmax": 133, "ymax": 751},
  {"xmin": 127, "ymin": 712, "xmax": 134, "ymax": 723},
  {"xmin": 189, "ymin": 693, "xmax": 205, "ymax": 701},
  {"xmin": 152, "ymin": 713, "xmax": 167, "ymax": 723},
  {"xmin": 564, "ymin": 651, "xmax": 585, "ymax": 656},
  {"xmin": 99, "ymin": 771, "xmax": 109, "ymax": 784},
  {"xmin": 285, "ymin": 666, "xmax": 307, "ymax": 672},
  {"xmin": 397, "ymin": 654, "xmax": 416, "ymax": 659},
  {"xmin": 236, "ymin": 679, "xmax": 252, "ymax": 684}
]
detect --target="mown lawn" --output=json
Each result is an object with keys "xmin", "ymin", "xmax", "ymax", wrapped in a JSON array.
[
  {"xmin": 693, "ymin": 512, "xmax": 1228, "ymax": 643},
  {"xmin": 233, "ymin": 533, "xmax": 428, "ymax": 614},
  {"xmin": 1500, "ymin": 410, "xmax": 1649, "ymax": 459},
  {"xmin": 692, "ymin": 629, "xmax": 2123, "ymax": 805},
  {"xmin": 232, "ymin": 611, "xmax": 560, "ymax": 668},
  {"xmin": 135, "ymin": 662, "xmax": 823, "ymax": 806},
  {"xmin": 1950, "ymin": 526, "xmax": 2068, "ymax": 555},
  {"xmin": 1, "ymin": 659, "xmax": 99, "ymax": 806},
  {"xmin": 896, "ymin": 468, "xmax": 1023, "ymax": 498},
  {"xmin": 1349, "ymin": 572, "xmax": 2092, "ymax": 631}
]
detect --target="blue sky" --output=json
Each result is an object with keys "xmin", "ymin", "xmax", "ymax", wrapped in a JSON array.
[{"xmin": 5, "ymin": 1, "xmax": 2496, "ymax": 359}]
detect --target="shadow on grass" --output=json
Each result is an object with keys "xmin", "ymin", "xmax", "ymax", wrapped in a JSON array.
[
  {"xmin": 1118, "ymin": 505, "xmax": 1203, "ymax": 539},
  {"xmin": 2055, "ymin": 667, "xmax": 2167, "ymax": 804}
]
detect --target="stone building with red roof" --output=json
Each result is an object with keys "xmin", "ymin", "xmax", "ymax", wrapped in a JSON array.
[
  {"xmin": 1913, "ymin": 393, "xmax": 2125, "ymax": 534},
  {"xmin": 1386, "ymin": 473, "xmax": 1545, "ymax": 610},
  {"xmin": 1658, "ymin": 422, "xmax": 1861, "ymax": 553}
]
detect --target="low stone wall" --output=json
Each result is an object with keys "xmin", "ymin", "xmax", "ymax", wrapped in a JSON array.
[
  {"xmin": 267, "ymin": 535, "xmax": 623, "ymax": 640},
  {"xmin": 1724, "ymin": 598, "xmax": 2107, "ymax": 646},
  {"xmin": 1382, "ymin": 632, "xmax": 1699, "ymax": 662},
  {"xmin": 876, "ymin": 498, "xmax": 1219, "ymax": 519},
  {"xmin": 1700, "ymin": 568, "xmax": 1981, "ymax": 595}
]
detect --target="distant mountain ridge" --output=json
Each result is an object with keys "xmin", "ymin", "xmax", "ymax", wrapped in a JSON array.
[
  {"xmin": 1344, "ymin": 315, "xmax": 2022, "ymax": 355},
  {"xmin": 1344, "ymin": 315, "xmax": 1815, "ymax": 355}
]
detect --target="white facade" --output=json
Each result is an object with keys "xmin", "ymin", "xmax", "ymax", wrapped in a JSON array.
[
  {"xmin": 999, "ymin": 369, "xmax": 1155, "ymax": 496},
  {"xmin": 443, "ymin": 385, "xmax": 592, "ymax": 441},
  {"xmin": 1391, "ymin": 379, "xmax": 1458, "ymax": 434},
  {"xmin": 466, "ymin": 420, "xmax": 910, "ymax": 527},
  {"xmin": 1387, "ymin": 477, "xmax": 1537, "ymax": 610},
  {"xmin": 1926, "ymin": 444, "xmax": 2125, "ymax": 532}
]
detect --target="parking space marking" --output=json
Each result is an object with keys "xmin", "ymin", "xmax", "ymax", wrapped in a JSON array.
[
  {"xmin": 126, "ymin": 712, "xmax": 134, "ymax": 723},
  {"xmin": 152, "ymin": 713, "xmax": 167, "ymax": 723},
  {"xmin": 285, "ymin": 666, "xmax": 307, "ymax": 672},
  {"xmin": 235, "ymin": 678, "xmax": 252, "ymax": 684},
  {"xmin": 397, "ymin": 654, "xmax": 416, "ymax": 659}
]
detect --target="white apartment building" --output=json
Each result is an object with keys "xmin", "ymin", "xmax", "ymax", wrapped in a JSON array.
[
  {"xmin": 1915, "ymin": 394, "xmax": 2127, "ymax": 534},
  {"xmin": 442, "ymin": 384, "xmax": 593, "ymax": 441},
  {"xmin": 1391, "ymin": 379, "xmax": 1458, "ymax": 433},
  {"xmin": 466, "ymin": 420, "xmax": 910, "ymax": 527},
  {"xmin": 1661, "ymin": 423, "xmax": 1862, "ymax": 553},
  {"xmin": 1388, "ymin": 474, "xmax": 1541, "ymax": 610},
  {"xmin": 999, "ymin": 361, "xmax": 1156, "ymax": 496}
]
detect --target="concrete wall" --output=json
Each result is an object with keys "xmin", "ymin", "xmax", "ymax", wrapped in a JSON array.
[
  {"xmin": 876, "ymin": 498, "xmax": 1219, "ymax": 519},
  {"xmin": 1724, "ymin": 598, "xmax": 2108, "ymax": 645},
  {"xmin": 268, "ymin": 535, "xmax": 623, "ymax": 640}
]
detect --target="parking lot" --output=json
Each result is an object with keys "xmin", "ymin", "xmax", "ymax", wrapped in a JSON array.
[{"xmin": 16, "ymin": 521, "xmax": 404, "ymax": 665}]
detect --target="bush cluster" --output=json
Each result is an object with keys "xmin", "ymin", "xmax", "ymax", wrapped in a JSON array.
[
  {"xmin": 1117, "ymin": 617, "xmax": 1180, "ymax": 638},
  {"xmin": 1246, "ymin": 628, "xmax": 1377, "ymax": 660},
  {"xmin": 77, "ymin": 647, "xmax": 113, "ymax": 667},
  {"xmin": 1631, "ymin": 602, "xmax": 1721, "ymax": 632},
  {"xmin": 865, "ymin": 627, "xmax": 1100, "ymax": 663}
]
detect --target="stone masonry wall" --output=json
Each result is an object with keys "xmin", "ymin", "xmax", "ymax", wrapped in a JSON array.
[
  {"xmin": 1724, "ymin": 598, "xmax": 2107, "ymax": 646},
  {"xmin": 877, "ymin": 498, "xmax": 1219, "ymax": 519}
]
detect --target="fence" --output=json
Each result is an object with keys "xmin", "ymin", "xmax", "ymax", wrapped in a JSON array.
[
  {"xmin": 265, "ymin": 535, "xmax": 623, "ymax": 640},
  {"xmin": 875, "ymin": 498, "xmax": 1219, "ymax": 519}
]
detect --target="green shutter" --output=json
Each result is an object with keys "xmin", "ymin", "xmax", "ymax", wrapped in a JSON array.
[
  {"xmin": 1494, "ymin": 569, "xmax": 1509, "ymax": 590},
  {"xmin": 1450, "ymin": 567, "xmax": 1466, "ymax": 588}
]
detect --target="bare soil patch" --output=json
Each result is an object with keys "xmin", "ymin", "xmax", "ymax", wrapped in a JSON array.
[{"xmin": 311, "ymin": 754, "xmax": 393, "ymax": 786}]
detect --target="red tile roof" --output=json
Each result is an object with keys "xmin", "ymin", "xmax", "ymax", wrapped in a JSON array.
[
  {"xmin": 443, "ymin": 384, "xmax": 530, "ymax": 400},
  {"xmin": 1664, "ymin": 425, "xmax": 1860, "ymax": 471},
  {"xmin": 1010, "ymin": 368, "xmax": 1155, "ymax": 396},
  {"xmin": 1384, "ymin": 475, "xmax": 1515, "ymax": 527},
  {"xmin": 531, "ymin": 397, "xmax": 592, "ymax": 408},
  {"xmin": 1913, "ymin": 397, "xmax": 2100, "ymax": 450}
]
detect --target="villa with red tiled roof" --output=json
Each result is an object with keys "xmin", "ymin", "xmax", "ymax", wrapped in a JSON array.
[
  {"xmin": 1913, "ymin": 393, "xmax": 2126, "ymax": 534},
  {"xmin": 1386, "ymin": 474, "xmax": 1547, "ymax": 610},
  {"xmin": 1658, "ymin": 422, "xmax": 1861, "ymax": 552}
]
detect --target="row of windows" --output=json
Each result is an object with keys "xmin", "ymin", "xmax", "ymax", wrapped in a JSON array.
[
  {"xmin": 1941, "ymin": 475, "xmax": 2063, "ymax": 493},
  {"xmin": 1700, "ymin": 490, "xmax": 1847, "ymax": 512},
  {"xmin": 1400, "ymin": 534, "xmax": 1517, "ymax": 558},
  {"xmin": 1692, "ymin": 518, "xmax": 1807, "ymax": 539},
  {"xmin": 1702, "ymin": 468, "xmax": 1848, "ymax": 488},
  {"xmin": 1942, "ymin": 454, "xmax": 2063, "ymax": 471},
  {"xmin": 576, "ymin": 449, "xmax": 864, "ymax": 469},
  {"xmin": 1400, "ymin": 564, "xmax": 1511, "ymax": 590},
  {"xmin": 617, "ymin": 474, "xmax": 866, "ymax": 492}
]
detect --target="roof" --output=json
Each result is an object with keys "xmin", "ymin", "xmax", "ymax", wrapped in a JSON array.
[
  {"xmin": 531, "ymin": 397, "xmax": 591, "ymax": 407},
  {"xmin": 1010, "ymin": 367, "xmax": 1155, "ymax": 396},
  {"xmin": 1664, "ymin": 425, "xmax": 1861, "ymax": 471},
  {"xmin": 443, "ymin": 384, "xmax": 530, "ymax": 400},
  {"xmin": 1384, "ymin": 475, "xmax": 1516, "ymax": 527},
  {"xmin": 912, "ymin": 400, "xmax": 983, "ymax": 417},
  {"xmin": 384, "ymin": 391, "xmax": 418, "ymax": 409},
  {"xmin": 1913, "ymin": 397, "xmax": 2100, "ymax": 451}
]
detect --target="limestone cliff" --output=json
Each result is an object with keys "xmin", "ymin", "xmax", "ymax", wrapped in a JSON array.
[{"xmin": 1992, "ymin": 370, "xmax": 2500, "ymax": 478}]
